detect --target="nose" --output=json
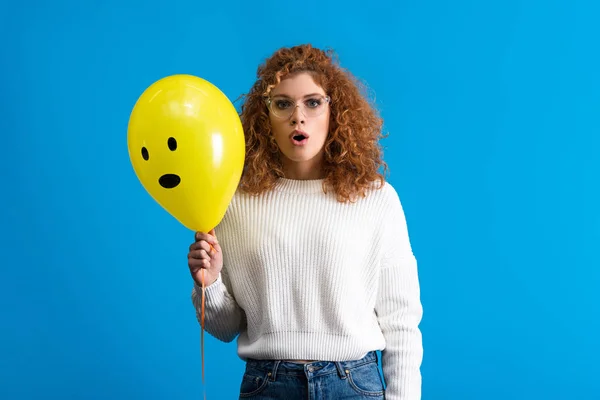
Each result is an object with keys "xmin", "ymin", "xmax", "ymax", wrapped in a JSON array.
[{"xmin": 289, "ymin": 105, "xmax": 305, "ymax": 125}]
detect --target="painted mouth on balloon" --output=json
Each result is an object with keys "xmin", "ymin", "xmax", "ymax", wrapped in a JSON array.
[{"xmin": 159, "ymin": 174, "xmax": 181, "ymax": 189}]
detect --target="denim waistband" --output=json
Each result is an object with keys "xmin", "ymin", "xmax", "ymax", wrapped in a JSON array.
[{"xmin": 245, "ymin": 351, "xmax": 378, "ymax": 379}]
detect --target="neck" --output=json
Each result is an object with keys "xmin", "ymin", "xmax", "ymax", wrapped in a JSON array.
[{"xmin": 281, "ymin": 153, "xmax": 325, "ymax": 180}]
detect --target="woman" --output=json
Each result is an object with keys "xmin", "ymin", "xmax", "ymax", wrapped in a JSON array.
[{"xmin": 189, "ymin": 44, "xmax": 423, "ymax": 400}]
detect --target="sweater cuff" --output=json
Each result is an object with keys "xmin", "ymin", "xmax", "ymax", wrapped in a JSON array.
[{"xmin": 194, "ymin": 273, "xmax": 222, "ymax": 294}]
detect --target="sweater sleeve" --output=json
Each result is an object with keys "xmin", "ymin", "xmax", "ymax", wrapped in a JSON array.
[
  {"xmin": 191, "ymin": 265, "xmax": 246, "ymax": 343},
  {"xmin": 375, "ymin": 185, "xmax": 424, "ymax": 400}
]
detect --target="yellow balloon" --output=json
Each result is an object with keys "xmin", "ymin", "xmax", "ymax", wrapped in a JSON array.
[{"xmin": 127, "ymin": 74, "xmax": 245, "ymax": 232}]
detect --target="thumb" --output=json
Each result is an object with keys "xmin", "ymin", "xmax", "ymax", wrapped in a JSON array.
[{"xmin": 208, "ymin": 229, "xmax": 221, "ymax": 251}]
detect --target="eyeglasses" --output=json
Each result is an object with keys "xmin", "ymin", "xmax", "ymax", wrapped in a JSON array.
[{"xmin": 265, "ymin": 95, "xmax": 331, "ymax": 119}]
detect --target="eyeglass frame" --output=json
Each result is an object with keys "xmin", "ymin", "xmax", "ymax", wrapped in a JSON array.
[{"xmin": 264, "ymin": 94, "xmax": 331, "ymax": 119}]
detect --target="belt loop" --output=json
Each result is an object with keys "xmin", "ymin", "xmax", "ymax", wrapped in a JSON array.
[
  {"xmin": 374, "ymin": 351, "xmax": 379, "ymax": 364},
  {"xmin": 334, "ymin": 362, "xmax": 348, "ymax": 379},
  {"xmin": 269, "ymin": 361, "xmax": 280, "ymax": 381}
]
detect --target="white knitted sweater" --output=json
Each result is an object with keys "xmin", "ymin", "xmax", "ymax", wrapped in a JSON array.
[{"xmin": 191, "ymin": 178, "xmax": 423, "ymax": 399}]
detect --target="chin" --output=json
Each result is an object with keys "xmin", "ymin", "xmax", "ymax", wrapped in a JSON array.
[{"xmin": 281, "ymin": 150, "xmax": 320, "ymax": 163}]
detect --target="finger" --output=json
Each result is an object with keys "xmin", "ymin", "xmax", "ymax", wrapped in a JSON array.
[
  {"xmin": 189, "ymin": 240, "xmax": 206, "ymax": 252},
  {"xmin": 189, "ymin": 264, "xmax": 201, "ymax": 274},
  {"xmin": 190, "ymin": 239, "xmax": 214, "ymax": 252},
  {"xmin": 198, "ymin": 239, "xmax": 217, "ymax": 254},
  {"xmin": 189, "ymin": 258, "xmax": 210, "ymax": 270},
  {"xmin": 189, "ymin": 249, "xmax": 209, "ymax": 260},
  {"xmin": 199, "ymin": 241, "xmax": 216, "ymax": 255},
  {"xmin": 196, "ymin": 231, "xmax": 218, "ymax": 245},
  {"xmin": 188, "ymin": 259, "xmax": 203, "ymax": 272}
]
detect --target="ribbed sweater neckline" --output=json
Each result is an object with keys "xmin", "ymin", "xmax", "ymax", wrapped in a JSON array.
[{"xmin": 274, "ymin": 178, "xmax": 327, "ymax": 194}]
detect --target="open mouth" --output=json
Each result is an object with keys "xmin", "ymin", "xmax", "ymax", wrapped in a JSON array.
[
  {"xmin": 291, "ymin": 132, "xmax": 309, "ymax": 145},
  {"xmin": 159, "ymin": 174, "xmax": 181, "ymax": 189}
]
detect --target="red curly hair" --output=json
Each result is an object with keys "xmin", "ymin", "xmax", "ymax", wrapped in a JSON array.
[{"xmin": 238, "ymin": 44, "xmax": 388, "ymax": 203}]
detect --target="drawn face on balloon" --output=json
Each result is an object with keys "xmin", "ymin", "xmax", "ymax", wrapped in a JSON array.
[{"xmin": 140, "ymin": 136, "xmax": 181, "ymax": 189}]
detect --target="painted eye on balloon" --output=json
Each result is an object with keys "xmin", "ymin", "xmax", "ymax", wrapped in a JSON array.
[
  {"xmin": 168, "ymin": 137, "xmax": 177, "ymax": 151},
  {"xmin": 141, "ymin": 147, "xmax": 149, "ymax": 160}
]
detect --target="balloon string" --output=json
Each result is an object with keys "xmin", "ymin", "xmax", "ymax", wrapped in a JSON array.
[
  {"xmin": 201, "ymin": 267, "xmax": 206, "ymax": 400},
  {"xmin": 200, "ymin": 243, "xmax": 215, "ymax": 400}
]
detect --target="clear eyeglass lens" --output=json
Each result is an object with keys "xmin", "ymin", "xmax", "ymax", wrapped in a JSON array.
[{"xmin": 268, "ymin": 96, "xmax": 330, "ymax": 119}]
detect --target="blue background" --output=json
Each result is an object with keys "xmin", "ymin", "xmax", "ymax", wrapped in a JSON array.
[{"xmin": 1, "ymin": 0, "xmax": 599, "ymax": 399}]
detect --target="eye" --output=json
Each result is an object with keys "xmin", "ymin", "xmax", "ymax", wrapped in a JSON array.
[
  {"xmin": 141, "ymin": 147, "xmax": 149, "ymax": 160},
  {"xmin": 274, "ymin": 99, "xmax": 293, "ymax": 110},
  {"xmin": 305, "ymin": 98, "xmax": 322, "ymax": 108},
  {"xmin": 168, "ymin": 137, "xmax": 177, "ymax": 151}
]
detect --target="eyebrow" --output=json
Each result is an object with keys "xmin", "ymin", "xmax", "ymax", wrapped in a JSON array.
[{"xmin": 271, "ymin": 93, "xmax": 324, "ymax": 99}]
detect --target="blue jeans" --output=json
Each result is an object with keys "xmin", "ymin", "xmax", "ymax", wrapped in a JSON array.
[{"xmin": 239, "ymin": 351, "xmax": 385, "ymax": 399}]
